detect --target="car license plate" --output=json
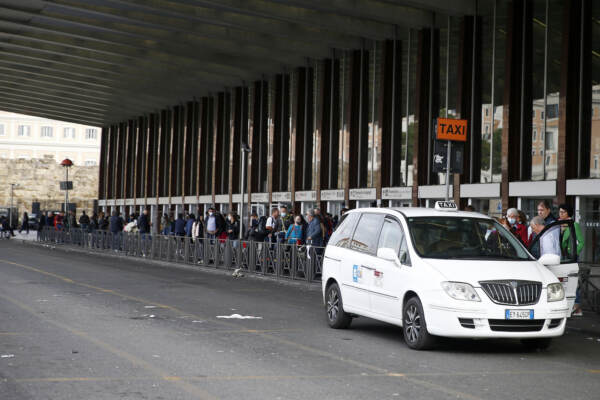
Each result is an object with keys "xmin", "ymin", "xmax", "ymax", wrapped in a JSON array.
[{"xmin": 505, "ymin": 309, "xmax": 534, "ymax": 320}]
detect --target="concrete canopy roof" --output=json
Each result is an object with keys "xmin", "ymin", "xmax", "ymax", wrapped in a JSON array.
[{"xmin": 0, "ymin": 0, "xmax": 477, "ymax": 126}]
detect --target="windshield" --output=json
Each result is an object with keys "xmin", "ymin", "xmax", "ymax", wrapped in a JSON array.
[{"xmin": 406, "ymin": 216, "xmax": 533, "ymax": 261}]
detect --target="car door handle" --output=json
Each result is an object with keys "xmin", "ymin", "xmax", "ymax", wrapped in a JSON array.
[{"xmin": 361, "ymin": 265, "xmax": 375, "ymax": 271}]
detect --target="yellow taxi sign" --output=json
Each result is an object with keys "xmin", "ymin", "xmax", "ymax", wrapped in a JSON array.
[
  {"xmin": 437, "ymin": 118, "xmax": 467, "ymax": 142},
  {"xmin": 434, "ymin": 201, "xmax": 458, "ymax": 211}
]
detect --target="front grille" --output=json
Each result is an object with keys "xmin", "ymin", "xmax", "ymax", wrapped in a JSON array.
[
  {"xmin": 480, "ymin": 280, "xmax": 542, "ymax": 305},
  {"xmin": 488, "ymin": 319, "xmax": 545, "ymax": 332},
  {"xmin": 548, "ymin": 318, "xmax": 563, "ymax": 329},
  {"xmin": 458, "ymin": 318, "xmax": 475, "ymax": 329}
]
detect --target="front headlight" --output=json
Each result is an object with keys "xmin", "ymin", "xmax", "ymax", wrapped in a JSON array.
[
  {"xmin": 547, "ymin": 283, "xmax": 565, "ymax": 302},
  {"xmin": 441, "ymin": 282, "xmax": 481, "ymax": 302}
]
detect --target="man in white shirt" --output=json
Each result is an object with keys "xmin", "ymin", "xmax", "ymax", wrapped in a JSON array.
[
  {"xmin": 265, "ymin": 208, "xmax": 281, "ymax": 244},
  {"xmin": 530, "ymin": 216, "xmax": 561, "ymax": 257}
]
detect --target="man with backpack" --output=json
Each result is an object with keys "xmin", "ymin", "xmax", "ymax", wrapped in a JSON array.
[{"xmin": 265, "ymin": 207, "xmax": 282, "ymax": 244}]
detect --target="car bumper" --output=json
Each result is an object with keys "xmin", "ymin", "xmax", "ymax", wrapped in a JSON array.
[{"xmin": 424, "ymin": 298, "xmax": 569, "ymax": 339}]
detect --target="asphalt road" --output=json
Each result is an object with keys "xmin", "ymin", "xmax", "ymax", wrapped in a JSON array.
[{"xmin": 0, "ymin": 241, "xmax": 599, "ymax": 400}]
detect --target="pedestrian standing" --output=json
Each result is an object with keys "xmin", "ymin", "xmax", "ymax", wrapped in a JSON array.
[
  {"xmin": 19, "ymin": 211, "xmax": 29, "ymax": 234},
  {"xmin": 79, "ymin": 210, "xmax": 90, "ymax": 232},
  {"xmin": 109, "ymin": 210, "xmax": 124, "ymax": 251},
  {"xmin": 305, "ymin": 210, "xmax": 323, "ymax": 247},
  {"xmin": 37, "ymin": 211, "xmax": 46, "ymax": 240},
  {"xmin": 185, "ymin": 214, "xmax": 195, "ymax": 237},
  {"xmin": 506, "ymin": 208, "xmax": 528, "ymax": 245},
  {"xmin": 558, "ymin": 203, "xmax": 585, "ymax": 316},
  {"xmin": 285, "ymin": 215, "xmax": 304, "ymax": 245},
  {"xmin": 265, "ymin": 207, "xmax": 281, "ymax": 244},
  {"xmin": 226, "ymin": 213, "xmax": 240, "ymax": 243}
]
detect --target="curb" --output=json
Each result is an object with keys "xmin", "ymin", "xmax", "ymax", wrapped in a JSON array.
[{"xmin": 19, "ymin": 240, "xmax": 322, "ymax": 292}]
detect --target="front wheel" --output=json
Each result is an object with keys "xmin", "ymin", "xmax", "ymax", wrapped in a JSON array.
[
  {"xmin": 403, "ymin": 297, "xmax": 436, "ymax": 350},
  {"xmin": 325, "ymin": 283, "xmax": 352, "ymax": 329}
]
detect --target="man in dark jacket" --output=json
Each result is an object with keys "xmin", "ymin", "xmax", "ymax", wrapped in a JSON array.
[
  {"xmin": 305, "ymin": 210, "xmax": 323, "ymax": 247},
  {"xmin": 185, "ymin": 214, "xmax": 195, "ymax": 237},
  {"xmin": 174, "ymin": 213, "xmax": 186, "ymax": 236},
  {"xmin": 37, "ymin": 212, "xmax": 46, "ymax": 240},
  {"xmin": 137, "ymin": 209, "xmax": 151, "ymax": 256},
  {"xmin": 137, "ymin": 209, "xmax": 150, "ymax": 234},
  {"xmin": 109, "ymin": 211, "xmax": 123, "ymax": 251},
  {"xmin": 79, "ymin": 211, "xmax": 90, "ymax": 232}
]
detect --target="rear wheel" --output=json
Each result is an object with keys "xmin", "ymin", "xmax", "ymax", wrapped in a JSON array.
[
  {"xmin": 403, "ymin": 297, "xmax": 436, "ymax": 350},
  {"xmin": 325, "ymin": 283, "xmax": 352, "ymax": 329},
  {"xmin": 521, "ymin": 338, "xmax": 552, "ymax": 351}
]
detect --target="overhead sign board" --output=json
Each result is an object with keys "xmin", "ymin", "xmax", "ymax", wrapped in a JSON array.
[
  {"xmin": 436, "ymin": 118, "xmax": 468, "ymax": 142},
  {"xmin": 272, "ymin": 192, "xmax": 292, "ymax": 202},
  {"xmin": 295, "ymin": 191, "xmax": 317, "ymax": 201},
  {"xmin": 320, "ymin": 189, "xmax": 345, "ymax": 201},
  {"xmin": 349, "ymin": 188, "xmax": 376, "ymax": 200}
]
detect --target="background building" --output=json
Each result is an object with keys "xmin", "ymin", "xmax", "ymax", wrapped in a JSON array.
[
  {"xmin": 0, "ymin": 111, "xmax": 100, "ymax": 165},
  {"xmin": 0, "ymin": 111, "xmax": 100, "ymax": 219}
]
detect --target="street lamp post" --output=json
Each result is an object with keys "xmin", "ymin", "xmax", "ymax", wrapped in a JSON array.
[
  {"xmin": 239, "ymin": 143, "xmax": 251, "ymax": 240},
  {"xmin": 9, "ymin": 183, "xmax": 18, "ymax": 229},
  {"xmin": 61, "ymin": 158, "xmax": 73, "ymax": 230}
]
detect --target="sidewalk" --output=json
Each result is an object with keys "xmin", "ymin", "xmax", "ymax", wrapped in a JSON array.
[{"xmin": 566, "ymin": 312, "xmax": 600, "ymax": 338}]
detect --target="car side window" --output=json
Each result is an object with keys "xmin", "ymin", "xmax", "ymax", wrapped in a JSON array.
[
  {"xmin": 378, "ymin": 218, "xmax": 403, "ymax": 254},
  {"xmin": 329, "ymin": 213, "xmax": 359, "ymax": 248},
  {"xmin": 378, "ymin": 217, "xmax": 411, "ymax": 266},
  {"xmin": 350, "ymin": 213, "xmax": 384, "ymax": 255}
]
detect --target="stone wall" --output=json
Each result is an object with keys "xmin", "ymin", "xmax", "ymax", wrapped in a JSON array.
[{"xmin": 0, "ymin": 155, "xmax": 98, "ymax": 216}]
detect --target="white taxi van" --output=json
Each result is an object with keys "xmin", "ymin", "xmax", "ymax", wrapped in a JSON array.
[{"xmin": 322, "ymin": 202, "xmax": 579, "ymax": 350}]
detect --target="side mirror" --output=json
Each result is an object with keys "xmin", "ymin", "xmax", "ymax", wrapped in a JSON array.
[
  {"xmin": 538, "ymin": 253, "xmax": 560, "ymax": 266},
  {"xmin": 377, "ymin": 247, "xmax": 401, "ymax": 265}
]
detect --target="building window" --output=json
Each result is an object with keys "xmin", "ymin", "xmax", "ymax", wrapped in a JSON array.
[
  {"xmin": 541, "ymin": 130, "xmax": 545, "ymax": 141},
  {"xmin": 533, "ymin": 129, "xmax": 537, "ymax": 141},
  {"xmin": 541, "ymin": 111, "xmax": 544, "ymax": 120},
  {"xmin": 85, "ymin": 128, "xmax": 98, "ymax": 140},
  {"xmin": 532, "ymin": 149, "xmax": 536, "ymax": 156},
  {"xmin": 485, "ymin": 108, "xmax": 489, "ymax": 117},
  {"xmin": 84, "ymin": 160, "xmax": 97, "ymax": 166},
  {"xmin": 41, "ymin": 126, "xmax": 53, "ymax": 138},
  {"xmin": 17, "ymin": 125, "xmax": 31, "ymax": 137},
  {"xmin": 594, "ymin": 156, "xmax": 599, "ymax": 171},
  {"xmin": 546, "ymin": 155, "xmax": 551, "ymax": 166},
  {"xmin": 540, "ymin": 149, "xmax": 544, "ymax": 156},
  {"xmin": 0, "ymin": 124, "xmax": 4, "ymax": 136},
  {"xmin": 63, "ymin": 127, "xmax": 76, "ymax": 138}
]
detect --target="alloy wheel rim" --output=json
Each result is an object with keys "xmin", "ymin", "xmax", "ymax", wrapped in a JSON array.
[
  {"xmin": 327, "ymin": 288, "xmax": 339, "ymax": 322},
  {"xmin": 405, "ymin": 304, "xmax": 421, "ymax": 343}
]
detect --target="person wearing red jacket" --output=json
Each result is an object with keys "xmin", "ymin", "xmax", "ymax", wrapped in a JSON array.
[{"xmin": 507, "ymin": 208, "xmax": 528, "ymax": 246}]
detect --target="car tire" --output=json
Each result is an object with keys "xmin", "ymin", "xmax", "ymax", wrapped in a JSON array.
[
  {"xmin": 325, "ymin": 282, "xmax": 352, "ymax": 329},
  {"xmin": 403, "ymin": 296, "xmax": 436, "ymax": 350},
  {"xmin": 521, "ymin": 338, "xmax": 552, "ymax": 351}
]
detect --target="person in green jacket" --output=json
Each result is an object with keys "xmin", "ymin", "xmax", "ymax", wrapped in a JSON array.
[{"xmin": 558, "ymin": 203, "xmax": 584, "ymax": 316}]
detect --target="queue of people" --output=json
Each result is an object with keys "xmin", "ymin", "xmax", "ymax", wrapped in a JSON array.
[{"xmin": 476, "ymin": 200, "xmax": 585, "ymax": 316}]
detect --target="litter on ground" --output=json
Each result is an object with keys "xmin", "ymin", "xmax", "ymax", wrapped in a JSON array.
[{"xmin": 216, "ymin": 314, "xmax": 262, "ymax": 320}]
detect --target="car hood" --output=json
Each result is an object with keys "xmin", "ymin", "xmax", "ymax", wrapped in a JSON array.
[{"xmin": 420, "ymin": 258, "xmax": 557, "ymax": 286}]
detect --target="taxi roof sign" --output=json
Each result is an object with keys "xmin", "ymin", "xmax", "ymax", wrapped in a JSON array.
[{"xmin": 434, "ymin": 201, "xmax": 458, "ymax": 211}]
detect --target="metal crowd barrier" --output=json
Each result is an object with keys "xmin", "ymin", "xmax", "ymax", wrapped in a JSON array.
[
  {"xmin": 38, "ymin": 227, "xmax": 324, "ymax": 282},
  {"xmin": 579, "ymin": 264, "xmax": 600, "ymax": 314}
]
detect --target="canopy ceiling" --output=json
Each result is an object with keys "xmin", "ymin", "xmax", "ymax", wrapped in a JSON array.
[{"xmin": 0, "ymin": 0, "xmax": 476, "ymax": 126}]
